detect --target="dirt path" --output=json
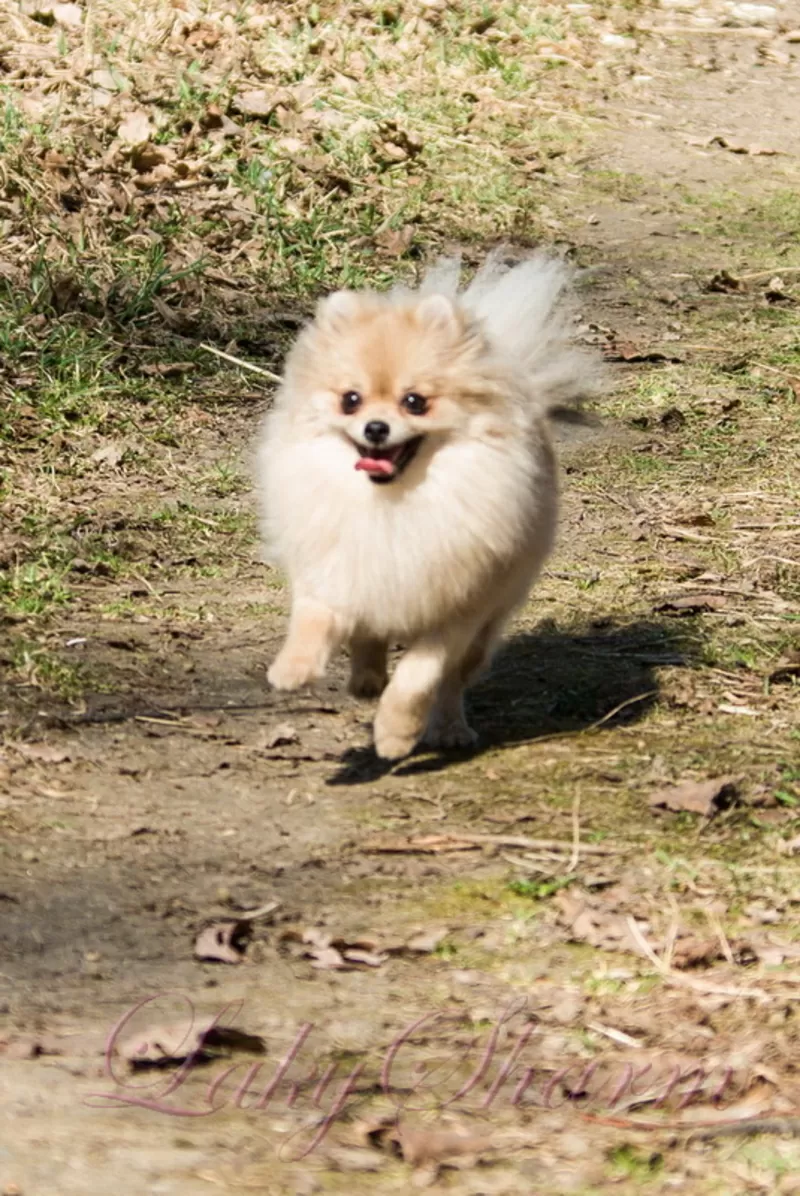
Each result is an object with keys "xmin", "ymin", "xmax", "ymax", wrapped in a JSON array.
[{"xmin": 2, "ymin": 3, "xmax": 800, "ymax": 1192}]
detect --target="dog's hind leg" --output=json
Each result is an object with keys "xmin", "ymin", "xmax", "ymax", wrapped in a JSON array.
[
  {"xmin": 348, "ymin": 636, "xmax": 388, "ymax": 698},
  {"xmin": 268, "ymin": 597, "xmax": 345, "ymax": 690}
]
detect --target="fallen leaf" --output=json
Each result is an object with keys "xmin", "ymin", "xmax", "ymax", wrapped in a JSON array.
[
  {"xmin": 764, "ymin": 277, "xmax": 795, "ymax": 304},
  {"xmin": 310, "ymin": 945, "xmax": 348, "ymax": 970},
  {"xmin": 659, "ymin": 406, "xmax": 687, "ymax": 432},
  {"xmin": 655, "ymin": 593, "xmax": 728, "ymax": 615},
  {"xmin": 119, "ymin": 1020, "xmax": 265, "ymax": 1066},
  {"xmin": 395, "ymin": 1122, "xmax": 495, "ymax": 1168},
  {"xmin": 707, "ymin": 135, "xmax": 780, "ymax": 156},
  {"xmin": 139, "ymin": 361, "xmax": 196, "ymax": 378},
  {"xmin": 52, "ymin": 2, "xmax": 83, "ymax": 26},
  {"xmin": 130, "ymin": 144, "xmax": 172, "ymax": 173},
  {"xmin": 231, "ymin": 89, "xmax": 292, "ymax": 120},
  {"xmin": 42, "ymin": 149, "xmax": 70, "ymax": 172},
  {"xmin": 556, "ymin": 888, "xmax": 642, "ymax": 954},
  {"xmin": 261, "ymin": 722, "xmax": 299, "ymax": 749},
  {"xmin": 374, "ymin": 225, "xmax": 414, "ymax": 256},
  {"xmin": 648, "ymin": 776, "xmax": 740, "ymax": 816},
  {"xmin": 403, "ymin": 928, "xmax": 449, "ymax": 953},
  {"xmin": 117, "ymin": 110, "xmax": 154, "ymax": 146},
  {"xmin": 10, "ymin": 742, "xmax": 71, "ymax": 764},
  {"xmin": 770, "ymin": 651, "xmax": 800, "ymax": 682},
  {"xmin": 373, "ymin": 120, "xmax": 423, "ymax": 165},
  {"xmin": 90, "ymin": 441, "xmax": 126, "ymax": 469},
  {"xmin": 705, "ymin": 270, "xmax": 745, "ymax": 294},
  {"xmin": 604, "ymin": 341, "xmax": 682, "ymax": 363},
  {"xmin": 193, "ymin": 920, "xmax": 252, "ymax": 964},
  {"xmin": 671, "ymin": 935, "xmax": 724, "ymax": 969},
  {"xmin": 342, "ymin": 947, "xmax": 389, "ymax": 967}
]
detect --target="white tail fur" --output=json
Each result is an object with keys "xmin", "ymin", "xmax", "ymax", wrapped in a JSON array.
[{"xmin": 413, "ymin": 250, "xmax": 603, "ymax": 413}]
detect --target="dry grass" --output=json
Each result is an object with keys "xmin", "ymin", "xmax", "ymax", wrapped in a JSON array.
[{"xmin": 2, "ymin": 3, "xmax": 800, "ymax": 1192}]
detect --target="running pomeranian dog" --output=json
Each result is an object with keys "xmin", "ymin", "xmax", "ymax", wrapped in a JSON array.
[{"xmin": 257, "ymin": 252, "xmax": 601, "ymax": 760}]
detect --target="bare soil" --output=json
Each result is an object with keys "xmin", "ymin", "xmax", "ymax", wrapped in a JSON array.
[{"xmin": 2, "ymin": 2, "xmax": 800, "ymax": 1193}]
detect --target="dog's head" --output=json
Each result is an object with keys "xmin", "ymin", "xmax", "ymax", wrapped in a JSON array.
[{"xmin": 285, "ymin": 290, "xmax": 504, "ymax": 484}]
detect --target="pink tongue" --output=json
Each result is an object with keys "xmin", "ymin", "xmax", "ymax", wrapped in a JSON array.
[{"xmin": 355, "ymin": 457, "xmax": 396, "ymax": 476}]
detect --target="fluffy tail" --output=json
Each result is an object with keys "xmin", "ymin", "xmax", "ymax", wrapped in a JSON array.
[{"xmin": 417, "ymin": 251, "xmax": 603, "ymax": 414}]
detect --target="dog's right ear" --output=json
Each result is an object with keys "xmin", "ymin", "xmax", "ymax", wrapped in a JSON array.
[{"xmin": 315, "ymin": 290, "xmax": 362, "ymax": 332}]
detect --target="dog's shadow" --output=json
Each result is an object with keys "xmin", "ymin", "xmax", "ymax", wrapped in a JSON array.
[{"xmin": 327, "ymin": 618, "xmax": 691, "ymax": 785}]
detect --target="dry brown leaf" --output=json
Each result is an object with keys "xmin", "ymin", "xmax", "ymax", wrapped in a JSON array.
[
  {"xmin": 10, "ymin": 742, "xmax": 71, "ymax": 764},
  {"xmin": 605, "ymin": 341, "xmax": 682, "ymax": 364},
  {"xmin": 53, "ymin": 2, "xmax": 83, "ymax": 26},
  {"xmin": 395, "ymin": 1122, "xmax": 495, "ymax": 1168},
  {"xmin": 119, "ymin": 1020, "xmax": 265, "ymax": 1066},
  {"xmin": 707, "ymin": 135, "xmax": 780, "ymax": 156},
  {"xmin": 556, "ymin": 888, "xmax": 641, "ymax": 953},
  {"xmin": 310, "ymin": 945, "xmax": 348, "ymax": 970},
  {"xmin": 232, "ymin": 89, "xmax": 292, "ymax": 121},
  {"xmin": 705, "ymin": 270, "xmax": 745, "ymax": 294},
  {"xmin": 261, "ymin": 722, "xmax": 299, "ymax": 749},
  {"xmin": 90, "ymin": 441, "xmax": 126, "ymax": 469},
  {"xmin": 648, "ymin": 776, "xmax": 740, "ymax": 817},
  {"xmin": 342, "ymin": 947, "xmax": 389, "ymax": 967},
  {"xmin": 403, "ymin": 927, "xmax": 448, "ymax": 953},
  {"xmin": 671, "ymin": 935, "xmax": 724, "ymax": 970},
  {"xmin": 130, "ymin": 144, "xmax": 172, "ymax": 174},
  {"xmin": 193, "ymin": 919, "xmax": 251, "ymax": 964},
  {"xmin": 139, "ymin": 362, "xmax": 196, "ymax": 378},
  {"xmin": 375, "ymin": 225, "xmax": 415, "ymax": 256},
  {"xmin": 769, "ymin": 651, "xmax": 800, "ymax": 682},
  {"xmin": 117, "ymin": 110, "xmax": 154, "ymax": 146},
  {"xmin": 655, "ymin": 593, "xmax": 728, "ymax": 615}
]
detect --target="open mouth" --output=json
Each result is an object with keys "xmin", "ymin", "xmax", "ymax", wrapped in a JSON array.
[{"xmin": 353, "ymin": 436, "xmax": 424, "ymax": 484}]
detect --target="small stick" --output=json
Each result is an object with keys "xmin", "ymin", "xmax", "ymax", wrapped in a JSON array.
[
  {"xmin": 237, "ymin": 900, "xmax": 281, "ymax": 921},
  {"xmin": 627, "ymin": 916, "xmax": 770, "ymax": 1000},
  {"xmin": 751, "ymin": 361, "xmax": 800, "ymax": 386},
  {"xmin": 444, "ymin": 834, "xmax": 617, "ymax": 857},
  {"xmin": 740, "ymin": 267, "xmax": 800, "ymax": 281},
  {"xmin": 200, "ymin": 343, "xmax": 283, "ymax": 383},
  {"xmin": 567, "ymin": 793, "xmax": 581, "ymax": 874},
  {"xmin": 586, "ymin": 1023, "xmax": 642, "ymax": 1049}
]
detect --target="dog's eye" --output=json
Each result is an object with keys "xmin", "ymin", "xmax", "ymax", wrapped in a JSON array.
[
  {"xmin": 341, "ymin": 391, "xmax": 362, "ymax": 414},
  {"xmin": 401, "ymin": 392, "xmax": 429, "ymax": 416}
]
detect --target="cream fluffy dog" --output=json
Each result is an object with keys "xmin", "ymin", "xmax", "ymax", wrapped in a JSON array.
[{"xmin": 257, "ymin": 253, "xmax": 600, "ymax": 760}]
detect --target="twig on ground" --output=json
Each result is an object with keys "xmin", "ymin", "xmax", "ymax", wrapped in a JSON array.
[
  {"xmin": 450, "ymin": 833, "xmax": 617, "ymax": 856},
  {"xmin": 585, "ymin": 1023, "xmax": 642, "ymax": 1049},
  {"xmin": 626, "ymin": 916, "xmax": 771, "ymax": 1000},
  {"xmin": 751, "ymin": 361, "xmax": 800, "ymax": 385},
  {"xmin": 200, "ymin": 343, "xmax": 283, "ymax": 383},
  {"xmin": 568, "ymin": 793, "xmax": 582, "ymax": 874}
]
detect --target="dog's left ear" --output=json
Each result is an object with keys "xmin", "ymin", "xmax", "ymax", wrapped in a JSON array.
[
  {"xmin": 316, "ymin": 290, "xmax": 362, "ymax": 332},
  {"xmin": 415, "ymin": 293, "xmax": 460, "ymax": 335}
]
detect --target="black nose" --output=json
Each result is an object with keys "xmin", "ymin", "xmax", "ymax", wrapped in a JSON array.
[{"xmin": 363, "ymin": 420, "xmax": 390, "ymax": 445}]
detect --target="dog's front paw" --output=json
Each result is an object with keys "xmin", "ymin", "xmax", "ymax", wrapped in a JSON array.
[
  {"xmin": 424, "ymin": 718, "xmax": 478, "ymax": 752},
  {"xmin": 374, "ymin": 729, "xmax": 418, "ymax": 760},
  {"xmin": 268, "ymin": 651, "xmax": 324, "ymax": 691},
  {"xmin": 373, "ymin": 710, "xmax": 420, "ymax": 761}
]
